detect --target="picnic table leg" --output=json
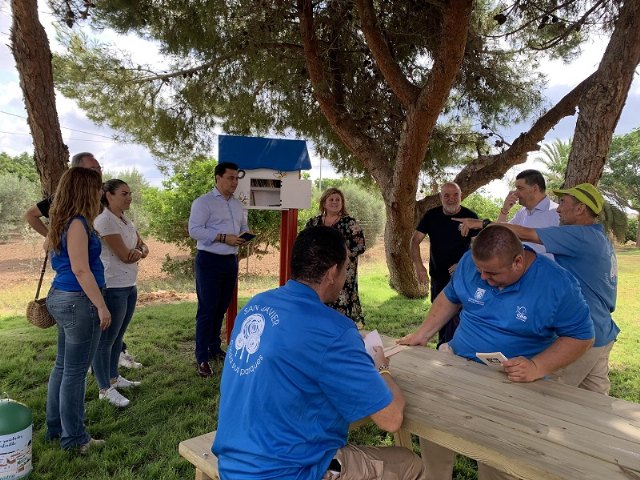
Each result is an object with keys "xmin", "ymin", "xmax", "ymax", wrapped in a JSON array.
[
  {"xmin": 393, "ymin": 427, "xmax": 413, "ymax": 448},
  {"xmin": 195, "ymin": 468, "xmax": 214, "ymax": 480}
]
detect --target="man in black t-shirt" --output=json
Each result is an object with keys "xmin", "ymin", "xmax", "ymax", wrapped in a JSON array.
[
  {"xmin": 23, "ymin": 152, "xmax": 101, "ymax": 236},
  {"xmin": 410, "ymin": 182, "xmax": 478, "ymax": 347}
]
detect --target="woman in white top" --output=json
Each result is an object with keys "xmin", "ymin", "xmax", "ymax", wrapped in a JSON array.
[{"xmin": 92, "ymin": 179, "xmax": 148, "ymax": 407}]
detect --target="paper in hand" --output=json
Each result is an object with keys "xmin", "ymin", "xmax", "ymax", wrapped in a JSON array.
[
  {"xmin": 476, "ymin": 352, "xmax": 509, "ymax": 369},
  {"xmin": 383, "ymin": 344, "xmax": 409, "ymax": 357},
  {"xmin": 363, "ymin": 330, "xmax": 384, "ymax": 358}
]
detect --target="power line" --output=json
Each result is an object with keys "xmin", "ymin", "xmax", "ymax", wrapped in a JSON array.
[{"xmin": 0, "ymin": 110, "xmax": 116, "ymax": 139}]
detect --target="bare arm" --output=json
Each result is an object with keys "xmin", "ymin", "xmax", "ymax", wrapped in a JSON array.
[
  {"xmin": 453, "ymin": 218, "xmax": 543, "ymax": 245},
  {"xmin": 500, "ymin": 223, "xmax": 542, "ymax": 245},
  {"xmin": 397, "ymin": 292, "xmax": 461, "ymax": 346},
  {"xmin": 410, "ymin": 231, "xmax": 428, "ymax": 284},
  {"xmin": 67, "ymin": 220, "xmax": 111, "ymax": 330},
  {"xmin": 24, "ymin": 204, "xmax": 48, "ymax": 237},
  {"xmin": 502, "ymin": 336, "xmax": 594, "ymax": 383},
  {"xmin": 136, "ymin": 233, "xmax": 149, "ymax": 258},
  {"xmin": 369, "ymin": 346, "xmax": 405, "ymax": 432},
  {"xmin": 498, "ymin": 190, "xmax": 518, "ymax": 222},
  {"xmin": 102, "ymin": 234, "xmax": 142, "ymax": 264}
]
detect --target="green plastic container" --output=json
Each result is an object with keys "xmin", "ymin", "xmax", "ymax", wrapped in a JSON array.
[{"xmin": 0, "ymin": 397, "xmax": 32, "ymax": 479}]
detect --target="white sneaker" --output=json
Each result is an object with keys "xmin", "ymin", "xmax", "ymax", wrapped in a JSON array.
[
  {"xmin": 119, "ymin": 351, "xmax": 143, "ymax": 369},
  {"xmin": 99, "ymin": 387, "xmax": 129, "ymax": 408},
  {"xmin": 111, "ymin": 375, "xmax": 141, "ymax": 389}
]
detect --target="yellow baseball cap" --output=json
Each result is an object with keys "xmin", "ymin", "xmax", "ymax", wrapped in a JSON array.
[{"xmin": 552, "ymin": 183, "xmax": 604, "ymax": 215}]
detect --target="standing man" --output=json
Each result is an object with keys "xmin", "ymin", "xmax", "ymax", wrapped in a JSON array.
[
  {"xmin": 23, "ymin": 152, "xmax": 143, "ymax": 369},
  {"xmin": 498, "ymin": 169, "xmax": 559, "ymax": 257},
  {"xmin": 188, "ymin": 162, "xmax": 249, "ymax": 378},
  {"xmin": 24, "ymin": 152, "xmax": 102, "ymax": 237},
  {"xmin": 214, "ymin": 226, "xmax": 424, "ymax": 480},
  {"xmin": 410, "ymin": 182, "xmax": 478, "ymax": 347},
  {"xmin": 460, "ymin": 183, "xmax": 619, "ymax": 395},
  {"xmin": 400, "ymin": 225, "xmax": 594, "ymax": 480}
]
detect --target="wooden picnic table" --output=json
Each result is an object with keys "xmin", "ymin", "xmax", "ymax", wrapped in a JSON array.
[{"xmin": 385, "ymin": 339, "xmax": 640, "ymax": 480}]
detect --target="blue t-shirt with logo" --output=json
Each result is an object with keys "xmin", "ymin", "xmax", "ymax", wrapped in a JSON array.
[
  {"xmin": 536, "ymin": 224, "xmax": 619, "ymax": 347},
  {"xmin": 446, "ymin": 248, "xmax": 594, "ymax": 361},
  {"xmin": 213, "ymin": 280, "xmax": 392, "ymax": 480}
]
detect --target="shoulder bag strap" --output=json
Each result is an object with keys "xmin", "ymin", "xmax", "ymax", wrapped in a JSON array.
[{"xmin": 35, "ymin": 250, "xmax": 49, "ymax": 300}]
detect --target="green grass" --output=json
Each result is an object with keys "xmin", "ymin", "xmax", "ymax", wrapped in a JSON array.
[{"xmin": 1, "ymin": 249, "xmax": 638, "ymax": 479}]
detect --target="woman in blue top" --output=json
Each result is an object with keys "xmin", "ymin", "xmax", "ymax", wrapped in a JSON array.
[{"xmin": 45, "ymin": 167, "xmax": 112, "ymax": 454}]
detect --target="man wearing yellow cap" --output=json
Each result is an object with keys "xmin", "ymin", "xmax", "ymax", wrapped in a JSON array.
[{"xmin": 455, "ymin": 183, "xmax": 619, "ymax": 395}]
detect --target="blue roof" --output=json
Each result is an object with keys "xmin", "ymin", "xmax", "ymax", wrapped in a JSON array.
[{"xmin": 218, "ymin": 135, "xmax": 312, "ymax": 171}]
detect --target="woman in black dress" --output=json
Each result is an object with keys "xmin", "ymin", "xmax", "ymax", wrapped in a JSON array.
[{"xmin": 305, "ymin": 188, "xmax": 366, "ymax": 325}]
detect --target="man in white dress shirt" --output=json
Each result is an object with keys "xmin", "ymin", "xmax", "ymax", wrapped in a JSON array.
[{"xmin": 498, "ymin": 169, "xmax": 559, "ymax": 258}]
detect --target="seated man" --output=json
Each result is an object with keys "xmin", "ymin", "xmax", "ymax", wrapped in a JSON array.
[
  {"xmin": 399, "ymin": 225, "xmax": 594, "ymax": 480},
  {"xmin": 213, "ymin": 226, "xmax": 424, "ymax": 480},
  {"xmin": 456, "ymin": 183, "xmax": 618, "ymax": 395}
]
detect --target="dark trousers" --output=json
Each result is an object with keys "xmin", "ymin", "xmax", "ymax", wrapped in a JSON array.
[
  {"xmin": 432, "ymin": 277, "xmax": 460, "ymax": 348},
  {"xmin": 194, "ymin": 250, "xmax": 238, "ymax": 364}
]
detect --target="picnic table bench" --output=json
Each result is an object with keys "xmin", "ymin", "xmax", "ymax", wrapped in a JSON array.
[{"xmin": 179, "ymin": 339, "xmax": 640, "ymax": 480}]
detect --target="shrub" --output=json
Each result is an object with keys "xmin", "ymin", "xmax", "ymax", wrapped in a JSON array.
[
  {"xmin": 0, "ymin": 174, "xmax": 38, "ymax": 241},
  {"xmin": 461, "ymin": 190, "xmax": 504, "ymax": 220}
]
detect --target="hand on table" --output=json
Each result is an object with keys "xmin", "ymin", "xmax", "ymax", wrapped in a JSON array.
[
  {"xmin": 397, "ymin": 332, "xmax": 428, "ymax": 346},
  {"xmin": 502, "ymin": 356, "xmax": 542, "ymax": 383}
]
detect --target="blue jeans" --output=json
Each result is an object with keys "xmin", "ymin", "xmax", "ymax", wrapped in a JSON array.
[
  {"xmin": 92, "ymin": 286, "xmax": 137, "ymax": 389},
  {"xmin": 45, "ymin": 287, "xmax": 102, "ymax": 449},
  {"xmin": 194, "ymin": 251, "xmax": 238, "ymax": 364}
]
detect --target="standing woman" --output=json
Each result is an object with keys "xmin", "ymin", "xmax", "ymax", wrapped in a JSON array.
[
  {"xmin": 92, "ymin": 179, "xmax": 147, "ymax": 407},
  {"xmin": 45, "ymin": 167, "xmax": 111, "ymax": 453},
  {"xmin": 305, "ymin": 188, "xmax": 366, "ymax": 325}
]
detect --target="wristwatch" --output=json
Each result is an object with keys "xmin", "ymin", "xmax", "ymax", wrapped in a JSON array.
[{"xmin": 482, "ymin": 218, "xmax": 492, "ymax": 229}]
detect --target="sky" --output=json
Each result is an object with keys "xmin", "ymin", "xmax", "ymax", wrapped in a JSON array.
[{"xmin": 1, "ymin": 3, "xmax": 638, "ymax": 198}]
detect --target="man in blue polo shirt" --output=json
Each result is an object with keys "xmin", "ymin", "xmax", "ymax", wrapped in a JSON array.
[
  {"xmin": 399, "ymin": 225, "xmax": 593, "ymax": 480},
  {"xmin": 497, "ymin": 183, "xmax": 618, "ymax": 395},
  {"xmin": 213, "ymin": 226, "xmax": 424, "ymax": 480},
  {"xmin": 456, "ymin": 183, "xmax": 618, "ymax": 395}
]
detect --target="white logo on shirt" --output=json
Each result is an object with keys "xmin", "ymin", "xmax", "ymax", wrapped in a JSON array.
[
  {"xmin": 516, "ymin": 306, "xmax": 528, "ymax": 322},
  {"xmin": 474, "ymin": 288, "xmax": 486, "ymax": 300},
  {"xmin": 234, "ymin": 314, "xmax": 266, "ymax": 362}
]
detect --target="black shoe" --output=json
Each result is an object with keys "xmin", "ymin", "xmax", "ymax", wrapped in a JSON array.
[
  {"xmin": 209, "ymin": 350, "xmax": 227, "ymax": 362},
  {"xmin": 197, "ymin": 361, "xmax": 213, "ymax": 377}
]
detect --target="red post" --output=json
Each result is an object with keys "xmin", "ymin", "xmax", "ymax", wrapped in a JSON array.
[
  {"xmin": 225, "ymin": 280, "xmax": 238, "ymax": 345},
  {"xmin": 225, "ymin": 208, "xmax": 298, "ymax": 344},
  {"xmin": 279, "ymin": 209, "xmax": 298, "ymax": 286}
]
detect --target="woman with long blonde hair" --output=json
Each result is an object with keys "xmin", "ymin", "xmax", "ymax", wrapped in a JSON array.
[{"xmin": 45, "ymin": 167, "xmax": 111, "ymax": 454}]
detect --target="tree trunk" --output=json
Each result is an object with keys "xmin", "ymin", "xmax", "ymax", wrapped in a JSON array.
[
  {"xmin": 10, "ymin": 0, "xmax": 68, "ymax": 196},
  {"xmin": 565, "ymin": 0, "xmax": 640, "ymax": 187},
  {"xmin": 382, "ymin": 188, "xmax": 428, "ymax": 298}
]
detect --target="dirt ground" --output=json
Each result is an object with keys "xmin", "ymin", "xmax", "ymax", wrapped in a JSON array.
[{"xmin": 0, "ymin": 235, "xmax": 386, "ymax": 305}]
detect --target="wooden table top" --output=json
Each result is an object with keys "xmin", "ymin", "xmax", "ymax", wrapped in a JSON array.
[{"xmin": 386, "ymin": 342, "xmax": 640, "ymax": 480}]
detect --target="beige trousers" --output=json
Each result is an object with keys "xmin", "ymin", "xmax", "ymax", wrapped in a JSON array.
[
  {"xmin": 322, "ymin": 444, "xmax": 425, "ymax": 480},
  {"xmin": 551, "ymin": 341, "xmax": 615, "ymax": 395}
]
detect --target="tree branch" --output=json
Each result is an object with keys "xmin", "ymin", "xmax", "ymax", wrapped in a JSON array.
[
  {"xmin": 354, "ymin": 0, "xmax": 420, "ymax": 107},
  {"xmin": 393, "ymin": 0, "xmax": 473, "ymax": 189},
  {"xmin": 297, "ymin": 0, "xmax": 393, "ymax": 187},
  {"xmin": 448, "ymin": 72, "xmax": 596, "ymax": 203}
]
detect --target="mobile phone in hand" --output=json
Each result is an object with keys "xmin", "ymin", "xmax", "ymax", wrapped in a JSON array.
[{"xmin": 239, "ymin": 232, "xmax": 256, "ymax": 241}]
